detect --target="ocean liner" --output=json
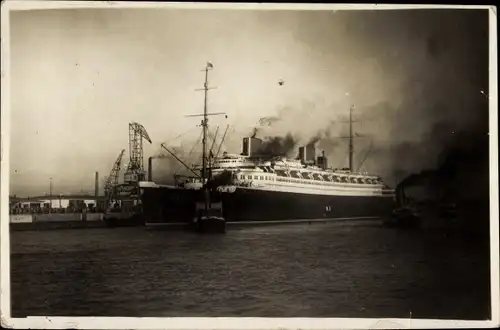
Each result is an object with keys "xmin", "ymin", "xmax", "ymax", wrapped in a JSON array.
[{"xmin": 138, "ymin": 63, "xmax": 395, "ymax": 227}]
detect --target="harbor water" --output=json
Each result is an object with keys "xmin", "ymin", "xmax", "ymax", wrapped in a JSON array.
[{"xmin": 10, "ymin": 220, "xmax": 490, "ymax": 319}]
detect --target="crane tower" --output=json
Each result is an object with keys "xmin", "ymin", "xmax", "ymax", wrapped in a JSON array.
[{"xmin": 124, "ymin": 122, "xmax": 152, "ymax": 183}]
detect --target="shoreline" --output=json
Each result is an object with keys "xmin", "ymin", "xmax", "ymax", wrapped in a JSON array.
[{"xmin": 10, "ymin": 220, "xmax": 107, "ymax": 231}]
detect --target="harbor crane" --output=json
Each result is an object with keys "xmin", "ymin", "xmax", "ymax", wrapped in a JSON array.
[
  {"xmin": 124, "ymin": 122, "xmax": 152, "ymax": 183},
  {"xmin": 104, "ymin": 149, "xmax": 126, "ymax": 207}
]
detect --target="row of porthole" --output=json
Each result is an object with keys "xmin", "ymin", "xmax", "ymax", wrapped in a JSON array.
[
  {"xmin": 237, "ymin": 174, "xmax": 380, "ymax": 185},
  {"xmin": 272, "ymin": 172, "xmax": 380, "ymax": 184},
  {"xmin": 217, "ymin": 160, "xmax": 240, "ymax": 164}
]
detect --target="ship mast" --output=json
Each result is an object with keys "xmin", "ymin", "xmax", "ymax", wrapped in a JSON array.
[
  {"xmin": 349, "ymin": 104, "xmax": 354, "ymax": 172},
  {"xmin": 201, "ymin": 63, "xmax": 211, "ymax": 212},
  {"xmin": 161, "ymin": 63, "xmax": 225, "ymax": 191},
  {"xmin": 190, "ymin": 62, "xmax": 226, "ymax": 212},
  {"xmin": 201, "ymin": 65, "xmax": 209, "ymax": 183}
]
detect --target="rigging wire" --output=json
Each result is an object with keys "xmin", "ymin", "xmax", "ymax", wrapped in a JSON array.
[
  {"xmin": 205, "ymin": 126, "xmax": 219, "ymax": 143},
  {"xmin": 170, "ymin": 121, "xmax": 232, "ymax": 176},
  {"xmin": 356, "ymin": 139, "xmax": 374, "ymax": 173},
  {"xmin": 217, "ymin": 125, "xmax": 235, "ymax": 153},
  {"xmin": 173, "ymin": 129, "xmax": 203, "ymax": 176},
  {"xmin": 207, "ymin": 126, "xmax": 220, "ymax": 160},
  {"xmin": 214, "ymin": 125, "xmax": 230, "ymax": 160},
  {"xmin": 170, "ymin": 126, "xmax": 200, "ymax": 144},
  {"xmin": 170, "ymin": 124, "xmax": 218, "ymax": 176}
]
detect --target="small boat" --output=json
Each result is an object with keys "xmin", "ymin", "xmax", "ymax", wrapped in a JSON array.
[
  {"xmin": 384, "ymin": 206, "xmax": 421, "ymax": 228},
  {"xmin": 192, "ymin": 201, "xmax": 226, "ymax": 233}
]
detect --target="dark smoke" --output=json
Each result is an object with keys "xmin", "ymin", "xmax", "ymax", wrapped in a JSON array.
[
  {"xmin": 259, "ymin": 116, "xmax": 280, "ymax": 127},
  {"xmin": 308, "ymin": 135, "xmax": 321, "ymax": 146},
  {"xmin": 251, "ymin": 127, "xmax": 258, "ymax": 138},
  {"xmin": 256, "ymin": 133, "xmax": 297, "ymax": 158},
  {"xmin": 394, "ymin": 103, "xmax": 490, "ymax": 235},
  {"xmin": 251, "ymin": 116, "xmax": 283, "ymax": 139},
  {"xmin": 434, "ymin": 128, "xmax": 489, "ymax": 201},
  {"xmin": 398, "ymin": 129, "xmax": 490, "ymax": 236},
  {"xmin": 249, "ymin": 117, "xmax": 299, "ymax": 158}
]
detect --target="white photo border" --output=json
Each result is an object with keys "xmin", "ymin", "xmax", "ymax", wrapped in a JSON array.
[{"xmin": 1, "ymin": 1, "xmax": 498, "ymax": 329}]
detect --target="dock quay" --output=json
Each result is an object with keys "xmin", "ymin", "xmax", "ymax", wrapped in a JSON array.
[
  {"xmin": 9, "ymin": 211, "xmax": 143, "ymax": 232},
  {"xmin": 9, "ymin": 191, "xmax": 144, "ymax": 231}
]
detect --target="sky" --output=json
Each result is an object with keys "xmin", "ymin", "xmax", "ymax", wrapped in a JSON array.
[{"xmin": 8, "ymin": 7, "xmax": 490, "ymax": 196}]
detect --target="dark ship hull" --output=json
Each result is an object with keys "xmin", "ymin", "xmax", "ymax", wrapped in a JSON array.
[
  {"xmin": 140, "ymin": 184, "xmax": 395, "ymax": 226},
  {"xmin": 219, "ymin": 187, "xmax": 394, "ymax": 222}
]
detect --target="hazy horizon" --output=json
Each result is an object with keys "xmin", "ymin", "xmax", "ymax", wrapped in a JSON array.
[{"xmin": 8, "ymin": 8, "xmax": 489, "ymax": 196}]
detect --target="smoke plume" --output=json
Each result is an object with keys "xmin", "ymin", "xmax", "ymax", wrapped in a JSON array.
[{"xmin": 256, "ymin": 134, "xmax": 298, "ymax": 158}]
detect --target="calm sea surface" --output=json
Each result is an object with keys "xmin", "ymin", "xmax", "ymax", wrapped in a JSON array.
[{"xmin": 10, "ymin": 221, "xmax": 490, "ymax": 319}]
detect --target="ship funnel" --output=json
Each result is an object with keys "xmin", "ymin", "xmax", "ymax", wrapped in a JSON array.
[
  {"xmin": 317, "ymin": 150, "xmax": 328, "ymax": 170},
  {"xmin": 299, "ymin": 143, "xmax": 316, "ymax": 164},
  {"xmin": 242, "ymin": 137, "xmax": 263, "ymax": 157}
]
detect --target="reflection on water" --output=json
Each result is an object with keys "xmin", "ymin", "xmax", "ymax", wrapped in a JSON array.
[{"xmin": 10, "ymin": 221, "xmax": 490, "ymax": 319}]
